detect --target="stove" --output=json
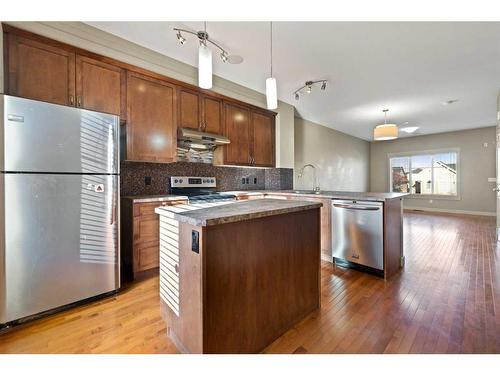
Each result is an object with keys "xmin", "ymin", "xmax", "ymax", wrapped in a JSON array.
[{"xmin": 170, "ymin": 176, "xmax": 236, "ymax": 203}]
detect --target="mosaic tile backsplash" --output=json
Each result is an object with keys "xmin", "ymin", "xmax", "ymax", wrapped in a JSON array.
[{"xmin": 120, "ymin": 161, "xmax": 293, "ymax": 196}]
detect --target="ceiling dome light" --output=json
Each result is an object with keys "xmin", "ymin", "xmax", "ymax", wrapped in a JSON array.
[
  {"xmin": 400, "ymin": 126, "xmax": 419, "ymax": 134},
  {"xmin": 374, "ymin": 109, "xmax": 398, "ymax": 141}
]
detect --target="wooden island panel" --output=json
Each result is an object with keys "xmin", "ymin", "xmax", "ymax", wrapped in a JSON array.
[{"xmin": 160, "ymin": 207, "xmax": 321, "ymax": 354}]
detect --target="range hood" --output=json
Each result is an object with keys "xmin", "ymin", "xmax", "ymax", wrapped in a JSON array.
[{"xmin": 177, "ymin": 127, "xmax": 230, "ymax": 150}]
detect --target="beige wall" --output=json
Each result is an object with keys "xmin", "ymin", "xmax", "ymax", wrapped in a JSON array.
[
  {"xmin": 370, "ymin": 126, "xmax": 497, "ymax": 215},
  {"xmin": 0, "ymin": 21, "xmax": 295, "ymax": 168},
  {"xmin": 294, "ymin": 117, "xmax": 370, "ymax": 191}
]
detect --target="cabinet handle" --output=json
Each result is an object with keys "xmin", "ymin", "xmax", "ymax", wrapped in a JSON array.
[
  {"xmin": 69, "ymin": 95, "xmax": 75, "ymax": 106},
  {"xmin": 77, "ymin": 96, "xmax": 82, "ymax": 107}
]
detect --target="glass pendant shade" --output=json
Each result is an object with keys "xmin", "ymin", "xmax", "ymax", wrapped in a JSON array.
[
  {"xmin": 374, "ymin": 124, "xmax": 398, "ymax": 141},
  {"xmin": 266, "ymin": 77, "xmax": 277, "ymax": 110},
  {"xmin": 198, "ymin": 43, "xmax": 212, "ymax": 89}
]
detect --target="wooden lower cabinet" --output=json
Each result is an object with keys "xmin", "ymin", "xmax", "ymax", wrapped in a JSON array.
[{"xmin": 121, "ymin": 198, "xmax": 187, "ymax": 280}]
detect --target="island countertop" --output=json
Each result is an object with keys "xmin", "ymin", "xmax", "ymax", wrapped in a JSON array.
[
  {"xmin": 226, "ymin": 190, "xmax": 408, "ymax": 202},
  {"xmin": 155, "ymin": 198, "xmax": 322, "ymax": 227}
]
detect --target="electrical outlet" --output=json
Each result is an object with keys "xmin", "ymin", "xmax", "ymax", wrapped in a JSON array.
[
  {"xmin": 254, "ymin": 177, "xmax": 257, "ymax": 184},
  {"xmin": 241, "ymin": 178, "xmax": 246, "ymax": 184},
  {"xmin": 245, "ymin": 177, "xmax": 250, "ymax": 184},
  {"xmin": 145, "ymin": 176, "xmax": 152, "ymax": 186}
]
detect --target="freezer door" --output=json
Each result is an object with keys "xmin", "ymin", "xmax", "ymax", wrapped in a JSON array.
[
  {"xmin": 0, "ymin": 173, "xmax": 119, "ymax": 324},
  {"xmin": 1, "ymin": 95, "xmax": 118, "ymax": 174}
]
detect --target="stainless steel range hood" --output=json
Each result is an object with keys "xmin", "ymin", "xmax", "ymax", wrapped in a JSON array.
[{"xmin": 177, "ymin": 127, "xmax": 230, "ymax": 150}]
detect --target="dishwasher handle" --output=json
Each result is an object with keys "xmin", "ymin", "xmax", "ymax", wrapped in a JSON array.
[{"xmin": 333, "ymin": 203, "xmax": 381, "ymax": 211}]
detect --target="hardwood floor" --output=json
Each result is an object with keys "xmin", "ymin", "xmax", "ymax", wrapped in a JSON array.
[{"xmin": 0, "ymin": 211, "xmax": 498, "ymax": 354}]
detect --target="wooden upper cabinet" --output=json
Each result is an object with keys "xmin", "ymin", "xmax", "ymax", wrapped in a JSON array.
[
  {"xmin": 201, "ymin": 95, "xmax": 223, "ymax": 135},
  {"xmin": 251, "ymin": 111, "xmax": 275, "ymax": 167},
  {"xmin": 6, "ymin": 34, "xmax": 75, "ymax": 106},
  {"xmin": 178, "ymin": 88, "xmax": 201, "ymax": 130},
  {"xmin": 223, "ymin": 103, "xmax": 251, "ymax": 165},
  {"xmin": 76, "ymin": 55, "xmax": 126, "ymax": 119},
  {"xmin": 126, "ymin": 72, "xmax": 177, "ymax": 163},
  {"xmin": 178, "ymin": 89, "xmax": 223, "ymax": 135}
]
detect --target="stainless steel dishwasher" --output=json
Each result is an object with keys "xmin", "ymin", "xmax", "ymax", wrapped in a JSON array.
[{"xmin": 331, "ymin": 199, "xmax": 384, "ymax": 271}]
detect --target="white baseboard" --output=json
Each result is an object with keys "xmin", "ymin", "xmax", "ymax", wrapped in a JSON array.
[{"xmin": 404, "ymin": 206, "xmax": 496, "ymax": 217}]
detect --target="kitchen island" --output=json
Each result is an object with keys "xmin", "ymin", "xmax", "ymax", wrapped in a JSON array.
[
  {"xmin": 155, "ymin": 199, "xmax": 322, "ymax": 353},
  {"xmin": 228, "ymin": 190, "xmax": 408, "ymax": 278}
]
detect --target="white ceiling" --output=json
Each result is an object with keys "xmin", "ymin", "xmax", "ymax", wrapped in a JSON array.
[{"xmin": 87, "ymin": 22, "xmax": 500, "ymax": 140}]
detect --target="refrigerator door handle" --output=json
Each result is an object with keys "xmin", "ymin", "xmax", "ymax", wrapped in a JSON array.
[{"xmin": 110, "ymin": 185, "xmax": 116, "ymax": 225}]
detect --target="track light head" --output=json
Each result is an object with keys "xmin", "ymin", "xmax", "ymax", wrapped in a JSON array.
[
  {"xmin": 176, "ymin": 31, "xmax": 186, "ymax": 45},
  {"xmin": 220, "ymin": 51, "xmax": 228, "ymax": 63},
  {"xmin": 295, "ymin": 92, "xmax": 299, "ymax": 100},
  {"xmin": 321, "ymin": 81, "xmax": 327, "ymax": 90},
  {"xmin": 306, "ymin": 85, "xmax": 312, "ymax": 94}
]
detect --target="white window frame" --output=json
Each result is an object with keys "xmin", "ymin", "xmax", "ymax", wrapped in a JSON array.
[{"xmin": 388, "ymin": 148, "xmax": 460, "ymax": 200}]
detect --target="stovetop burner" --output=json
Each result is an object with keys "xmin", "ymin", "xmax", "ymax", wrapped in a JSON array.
[{"xmin": 188, "ymin": 193, "xmax": 236, "ymax": 203}]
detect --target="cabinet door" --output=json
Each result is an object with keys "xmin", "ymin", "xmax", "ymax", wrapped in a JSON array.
[
  {"xmin": 224, "ymin": 103, "xmax": 251, "ymax": 165},
  {"xmin": 126, "ymin": 72, "xmax": 177, "ymax": 162},
  {"xmin": 6, "ymin": 34, "xmax": 75, "ymax": 106},
  {"xmin": 178, "ymin": 88, "xmax": 200, "ymax": 130},
  {"xmin": 251, "ymin": 111, "xmax": 275, "ymax": 167},
  {"xmin": 76, "ymin": 54, "xmax": 125, "ymax": 118},
  {"xmin": 201, "ymin": 95, "xmax": 223, "ymax": 134}
]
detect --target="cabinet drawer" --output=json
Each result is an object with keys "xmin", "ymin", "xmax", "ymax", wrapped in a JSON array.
[
  {"xmin": 134, "ymin": 216, "xmax": 159, "ymax": 243},
  {"xmin": 137, "ymin": 242, "xmax": 160, "ymax": 272},
  {"xmin": 134, "ymin": 202, "xmax": 158, "ymax": 217}
]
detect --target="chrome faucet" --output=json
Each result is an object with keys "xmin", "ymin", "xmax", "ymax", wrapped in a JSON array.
[{"xmin": 298, "ymin": 164, "xmax": 320, "ymax": 192}]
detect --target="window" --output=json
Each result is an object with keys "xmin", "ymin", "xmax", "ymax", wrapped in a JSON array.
[{"xmin": 389, "ymin": 150, "xmax": 458, "ymax": 197}]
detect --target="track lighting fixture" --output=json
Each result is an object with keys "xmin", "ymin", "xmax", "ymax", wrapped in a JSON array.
[
  {"xmin": 293, "ymin": 80, "xmax": 327, "ymax": 100},
  {"xmin": 173, "ymin": 23, "xmax": 243, "ymax": 89}
]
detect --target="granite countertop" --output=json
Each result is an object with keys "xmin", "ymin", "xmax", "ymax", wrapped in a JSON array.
[
  {"xmin": 121, "ymin": 194, "xmax": 188, "ymax": 203},
  {"xmin": 227, "ymin": 190, "xmax": 408, "ymax": 202},
  {"xmin": 155, "ymin": 198, "xmax": 323, "ymax": 227}
]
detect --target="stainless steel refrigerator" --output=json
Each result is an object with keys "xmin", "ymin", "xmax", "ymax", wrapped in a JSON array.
[{"xmin": 0, "ymin": 95, "xmax": 120, "ymax": 325}]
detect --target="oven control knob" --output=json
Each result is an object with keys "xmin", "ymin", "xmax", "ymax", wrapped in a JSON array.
[
  {"xmin": 174, "ymin": 179, "xmax": 178, "ymax": 183},
  {"xmin": 211, "ymin": 179, "xmax": 215, "ymax": 183},
  {"xmin": 179, "ymin": 179, "xmax": 183, "ymax": 183}
]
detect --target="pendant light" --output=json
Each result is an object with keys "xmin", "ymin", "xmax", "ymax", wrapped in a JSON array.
[
  {"xmin": 266, "ymin": 22, "xmax": 278, "ymax": 110},
  {"xmin": 198, "ymin": 22, "xmax": 212, "ymax": 89},
  {"xmin": 374, "ymin": 109, "xmax": 398, "ymax": 141}
]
